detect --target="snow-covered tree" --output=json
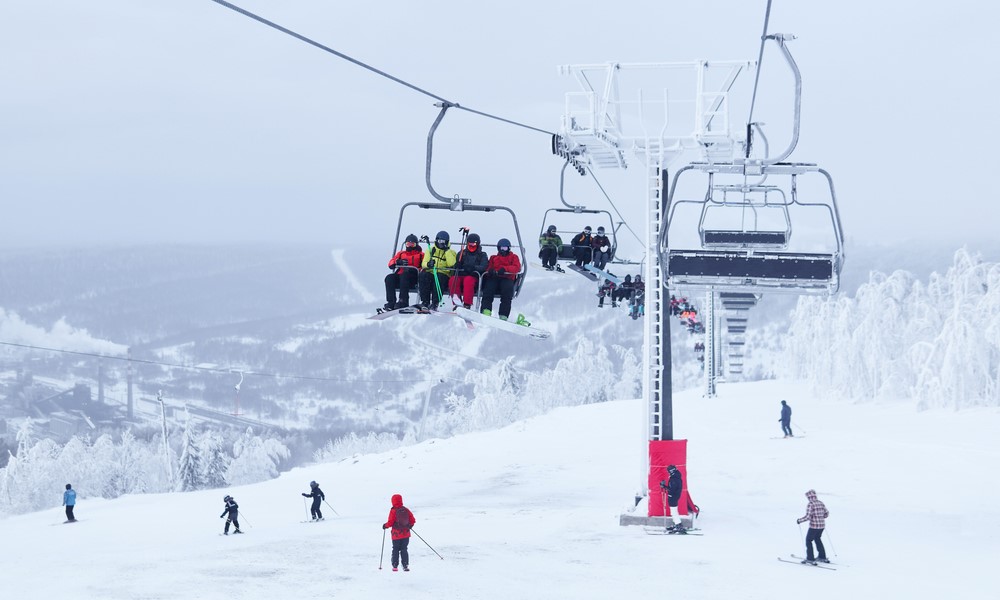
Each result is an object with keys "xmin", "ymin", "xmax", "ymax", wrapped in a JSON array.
[
  {"xmin": 225, "ymin": 427, "xmax": 290, "ymax": 486},
  {"xmin": 783, "ymin": 248, "xmax": 1000, "ymax": 409},
  {"xmin": 175, "ymin": 417, "xmax": 204, "ymax": 492},
  {"xmin": 198, "ymin": 429, "xmax": 229, "ymax": 490}
]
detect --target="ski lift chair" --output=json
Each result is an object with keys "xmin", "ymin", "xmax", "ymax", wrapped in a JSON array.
[
  {"xmin": 392, "ymin": 203, "xmax": 528, "ymax": 305},
  {"xmin": 540, "ymin": 207, "xmax": 617, "ymax": 264},
  {"xmin": 388, "ymin": 102, "xmax": 529, "ymax": 308},
  {"xmin": 664, "ymin": 163, "xmax": 844, "ymax": 295},
  {"xmin": 539, "ymin": 161, "xmax": 618, "ymax": 267}
]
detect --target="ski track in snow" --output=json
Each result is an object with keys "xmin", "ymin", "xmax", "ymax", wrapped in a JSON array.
[{"xmin": 331, "ymin": 248, "xmax": 376, "ymax": 304}]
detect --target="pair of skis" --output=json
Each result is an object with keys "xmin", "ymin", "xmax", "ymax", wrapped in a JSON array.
[
  {"xmin": 370, "ymin": 303, "xmax": 550, "ymax": 339},
  {"xmin": 777, "ymin": 555, "xmax": 840, "ymax": 570}
]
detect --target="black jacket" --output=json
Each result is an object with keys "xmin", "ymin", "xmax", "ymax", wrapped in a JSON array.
[
  {"xmin": 303, "ymin": 486, "xmax": 325, "ymax": 501},
  {"xmin": 220, "ymin": 498, "xmax": 239, "ymax": 518},
  {"xmin": 453, "ymin": 248, "xmax": 488, "ymax": 276},
  {"xmin": 780, "ymin": 404, "xmax": 792, "ymax": 422},
  {"xmin": 666, "ymin": 469, "xmax": 683, "ymax": 505}
]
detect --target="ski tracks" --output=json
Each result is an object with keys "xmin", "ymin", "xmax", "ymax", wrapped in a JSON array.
[{"xmin": 330, "ymin": 249, "xmax": 376, "ymax": 303}]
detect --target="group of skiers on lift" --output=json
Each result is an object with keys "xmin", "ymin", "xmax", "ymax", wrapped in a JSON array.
[
  {"xmin": 538, "ymin": 225, "xmax": 612, "ymax": 271},
  {"xmin": 384, "ymin": 230, "xmax": 523, "ymax": 321},
  {"xmin": 670, "ymin": 295, "xmax": 705, "ymax": 334},
  {"xmin": 596, "ymin": 274, "xmax": 646, "ymax": 320}
]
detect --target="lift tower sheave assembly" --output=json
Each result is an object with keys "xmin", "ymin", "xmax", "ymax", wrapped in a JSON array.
[{"xmin": 555, "ymin": 60, "xmax": 754, "ymax": 527}]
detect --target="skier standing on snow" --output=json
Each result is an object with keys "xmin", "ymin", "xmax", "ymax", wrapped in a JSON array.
[
  {"xmin": 220, "ymin": 495, "xmax": 243, "ymax": 535},
  {"xmin": 63, "ymin": 483, "xmax": 77, "ymax": 522},
  {"xmin": 302, "ymin": 481, "xmax": 325, "ymax": 521},
  {"xmin": 382, "ymin": 493, "xmax": 416, "ymax": 572},
  {"xmin": 779, "ymin": 400, "xmax": 793, "ymax": 438},
  {"xmin": 661, "ymin": 465, "xmax": 686, "ymax": 533},
  {"xmin": 796, "ymin": 489, "xmax": 830, "ymax": 564}
]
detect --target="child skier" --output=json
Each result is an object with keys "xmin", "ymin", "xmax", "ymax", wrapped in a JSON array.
[
  {"xmin": 382, "ymin": 494, "xmax": 416, "ymax": 572},
  {"xmin": 302, "ymin": 481, "xmax": 325, "ymax": 520},
  {"xmin": 220, "ymin": 495, "xmax": 242, "ymax": 535}
]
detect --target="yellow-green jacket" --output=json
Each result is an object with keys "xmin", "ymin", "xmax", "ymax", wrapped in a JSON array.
[{"xmin": 422, "ymin": 246, "xmax": 457, "ymax": 276}]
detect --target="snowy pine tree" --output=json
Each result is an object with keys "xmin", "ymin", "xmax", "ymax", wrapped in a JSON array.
[
  {"xmin": 225, "ymin": 427, "xmax": 290, "ymax": 486},
  {"xmin": 198, "ymin": 430, "xmax": 229, "ymax": 490},
  {"xmin": 175, "ymin": 416, "xmax": 204, "ymax": 492}
]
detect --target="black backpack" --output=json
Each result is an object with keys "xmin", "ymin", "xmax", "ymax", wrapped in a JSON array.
[{"xmin": 394, "ymin": 506, "xmax": 412, "ymax": 530}]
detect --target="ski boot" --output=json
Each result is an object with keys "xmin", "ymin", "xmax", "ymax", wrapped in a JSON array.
[{"xmin": 482, "ymin": 309, "xmax": 492, "ymax": 316}]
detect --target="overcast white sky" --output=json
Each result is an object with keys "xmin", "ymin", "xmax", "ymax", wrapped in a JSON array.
[{"xmin": 1, "ymin": 1, "xmax": 997, "ymax": 253}]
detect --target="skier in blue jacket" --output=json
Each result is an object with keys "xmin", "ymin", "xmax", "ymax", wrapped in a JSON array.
[
  {"xmin": 63, "ymin": 483, "xmax": 77, "ymax": 522},
  {"xmin": 302, "ymin": 481, "xmax": 325, "ymax": 521},
  {"xmin": 220, "ymin": 495, "xmax": 243, "ymax": 535}
]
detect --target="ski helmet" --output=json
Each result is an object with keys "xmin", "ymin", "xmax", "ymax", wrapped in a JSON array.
[
  {"xmin": 435, "ymin": 230, "xmax": 450, "ymax": 248},
  {"xmin": 310, "ymin": 481, "xmax": 318, "ymax": 487},
  {"xmin": 547, "ymin": 225, "xmax": 557, "ymax": 233},
  {"xmin": 224, "ymin": 495, "xmax": 231, "ymax": 501},
  {"xmin": 404, "ymin": 233, "xmax": 418, "ymax": 247},
  {"xmin": 597, "ymin": 226, "xmax": 605, "ymax": 235},
  {"xmin": 65, "ymin": 483, "xmax": 72, "ymax": 490},
  {"xmin": 467, "ymin": 233, "xmax": 481, "ymax": 247},
  {"xmin": 497, "ymin": 238, "xmax": 511, "ymax": 254},
  {"xmin": 584, "ymin": 226, "xmax": 592, "ymax": 233}
]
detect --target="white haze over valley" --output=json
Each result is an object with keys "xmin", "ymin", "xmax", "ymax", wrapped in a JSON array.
[{"xmin": 2, "ymin": 0, "xmax": 1000, "ymax": 598}]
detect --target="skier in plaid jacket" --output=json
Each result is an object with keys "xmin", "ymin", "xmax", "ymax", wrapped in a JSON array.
[{"xmin": 796, "ymin": 489, "xmax": 830, "ymax": 563}]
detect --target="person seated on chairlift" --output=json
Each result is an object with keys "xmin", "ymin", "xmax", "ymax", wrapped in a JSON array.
[
  {"xmin": 449, "ymin": 233, "xmax": 488, "ymax": 309},
  {"xmin": 571, "ymin": 226, "xmax": 593, "ymax": 267},
  {"xmin": 417, "ymin": 230, "xmax": 457, "ymax": 310},
  {"xmin": 597, "ymin": 278, "xmax": 617, "ymax": 308},
  {"xmin": 591, "ymin": 226, "xmax": 612, "ymax": 271},
  {"xmin": 538, "ymin": 225, "xmax": 563, "ymax": 270},
  {"xmin": 481, "ymin": 237, "xmax": 521, "ymax": 320},
  {"xmin": 614, "ymin": 274, "xmax": 634, "ymax": 305},
  {"xmin": 384, "ymin": 233, "xmax": 424, "ymax": 311}
]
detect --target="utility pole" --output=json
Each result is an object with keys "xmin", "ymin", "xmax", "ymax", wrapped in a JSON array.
[
  {"xmin": 157, "ymin": 390, "xmax": 173, "ymax": 485},
  {"xmin": 126, "ymin": 347, "xmax": 133, "ymax": 420}
]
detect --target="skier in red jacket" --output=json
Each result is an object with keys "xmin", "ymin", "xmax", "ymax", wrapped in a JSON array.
[
  {"xmin": 382, "ymin": 493, "xmax": 416, "ymax": 572},
  {"xmin": 384, "ymin": 234, "xmax": 424, "ymax": 311},
  {"xmin": 480, "ymin": 238, "xmax": 521, "ymax": 320}
]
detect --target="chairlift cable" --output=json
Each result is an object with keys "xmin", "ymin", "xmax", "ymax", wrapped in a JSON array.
[
  {"xmin": 745, "ymin": 0, "xmax": 774, "ymax": 157},
  {"xmin": 586, "ymin": 168, "xmax": 643, "ymax": 247},
  {"xmin": 206, "ymin": 0, "xmax": 553, "ymax": 136}
]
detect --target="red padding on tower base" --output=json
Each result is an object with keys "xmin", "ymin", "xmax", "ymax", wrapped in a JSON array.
[{"xmin": 648, "ymin": 439, "xmax": 694, "ymax": 518}]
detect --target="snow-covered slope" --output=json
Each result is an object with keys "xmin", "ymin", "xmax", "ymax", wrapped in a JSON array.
[{"xmin": 6, "ymin": 379, "xmax": 996, "ymax": 599}]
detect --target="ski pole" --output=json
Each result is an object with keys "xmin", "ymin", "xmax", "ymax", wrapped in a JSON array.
[
  {"xmin": 792, "ymin": 421, "xmax": 808, "ymax": 435},
  {"xmin": 323, "ymin": 499, "xmax": 341, "ymax": 516},
  {"xmin": 379, "ymin": 528, "xmax": 386, "ymax": 570},
  {"xmin": 303, "ymin": 497, "xmax": 310, "ymax": 519},
  {"xmin": 661, "ymin": 489, "xmax": 669, "ymax": 533},
  {"xmin": 825, "ymin": 528, "xmax": 837, "ymax": 557},
  {"xmin": 239, "ymin": 512, "xmax": 252, "ymax": 529},
  {"xmin": 410, "ymin": 528, "xmax": 444, "ymax": 560}
]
